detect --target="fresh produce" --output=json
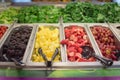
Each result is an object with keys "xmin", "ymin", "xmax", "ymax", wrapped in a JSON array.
[
  {"xmin": 0, "ymin": 8, "xmax": 18, "ymax": 24},
  {"xmin": 17, "ymin": 5, "xmax": 62, "ymax": 23},
  {"xmin": 91, "ymin": 25, "xmax": 120, "ymax": 61},
  {"xmin": 61, "ymin": 25, "xmax": 95, "ymax": 62},
  {"xmin": 0, "ymin": 26, "xmax": 32, "ymax": 62},
  {"xmin": 0, "ymin": 25, "xmax": 8, "ymax": 39},
  {"xmin": 63, "ymin": 2, "xmax": 120, "ymax": 23},
  {"xmin": 0, "ymin": 3, "xmax": 120, "ymax": 23},
  {"xmin": 31, "ymin": 26, "xmax": 60, "ymax": 62}
]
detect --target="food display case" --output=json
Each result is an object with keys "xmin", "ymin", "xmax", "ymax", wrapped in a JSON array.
[
  {"xmin": 22, "ymin": 23, "xmax": 120, "ymax": 69},
  {"xmin": 0, "ymin": 1, "xmax": 120, "ymax": 80},
  {"xmin": 0, "ymin": 23, "xmax": 119, "ymax": 69}
]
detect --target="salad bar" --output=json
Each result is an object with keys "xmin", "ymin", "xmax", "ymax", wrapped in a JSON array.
[
  {"xmin": 0, "ymin": 23, "xmax": 119, "ymax": 69},
  {"xmin": 0, "ymin": 2, "xmax": 120, "ymax": 70}
]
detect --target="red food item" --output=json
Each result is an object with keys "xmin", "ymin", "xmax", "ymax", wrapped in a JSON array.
[
  {"xmin": 69, "ymin": 57, "xmax": 76, "ymax": 62},
  {"xmin": 75, "ymin": 53, "xmax": 82, "ymax": 59},
  {"xmin": 77, "ymin": 47, "xmax": 83, "ymax": 53},
  {"xmin": 91, "ymin": 25, "xmax": 119, "ymax": 61},
  {"xmin": 61, "ymin": 25, "xmax": 95, "ymax": 62},
  {"xmin": 67, "ymin": 47, "xmax": 77, "ymax": 53},
  {"xmin": 76, "ymin": 58, "xmax": 89, "ymax": 62},
  {"xmin": 60, "ymin": 39, "xmax": 68, "ymax": 44},
  {"xmin": 0, "ymin": 25, "xmax": 8, "ymax": 39},
  {"xmin": 68, "ymin": 52, "xmax": 75, "ymax": 57}
]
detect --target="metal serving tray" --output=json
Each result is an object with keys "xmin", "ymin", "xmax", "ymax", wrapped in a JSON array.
[
  {"xmin": 0, "ymin": 24, "xmax": 13, "ymax": 45},
  {"xmin": 26, "ymin": 23, "xmax": 66, "ymax": 68},
  {"xmin": 0, "ymin": 24, "xmax": 37, "ymax": 67},
  {"xmin": 86, "ymin": 23, "xmax": 120, "ymax": 68},
  {"xmin": 26, "ymin": 23, "xmax": 110, "ymax": 69},
  {"xmin": 60, "ymin": 23, "xmax": 104, "ymax": 68}
]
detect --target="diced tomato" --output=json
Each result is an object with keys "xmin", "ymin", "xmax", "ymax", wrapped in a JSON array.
[
  {"xmin": 61, "ymin": 25, "xmax": 94, "ymax": 62},
  {"xmin": 68, "ymin": 52, "xmax": 75, "ymax": 57},
  {"xmin": 60, "ymin": 39, "xmax": 68, "ymax": 45},
  {"xmin": 67, "ymin": 47, "xmax": 77, "ymax": 53},
  {"xmin": 75, "ymin": 53, "xmax": 82, "ymax": 59},
  {"xmin": 65, "ymin": 33, "xmax": 71, "ymax": 38},
  {"xmin": 70, "ymin": 35, "xmax": 75, "ymax": 41},
  {"xmin": 73, "ymin": 43, "xmax": 80, "ymax": 49},
  {"xmin": 67, "ymin": 41, "xmax": 75, "ymax": 47},
  {"xmin": 68, "ymin": 57, "xmax": 76, "ymax": 62},
  {"xmin": 77, "ymin": 58, "xmax": 89, "ymax": 62},
  {"xmin": 79, "ymin": 28, "xmax": 84, "ymax": 32},
  {"xmin": 77, "ymin": 39, "xmax": 84, "ymax": 43},
  {"xmin": 88, "ymin": 57, "xmax": 95, "ymax": 61},
  {"xmin": 77, "ymin": 47, "xmax": 83, "ymax": 53},
  {"xmin": 70, "ymin": 35, "xmax": 78, "ymax": 42}
]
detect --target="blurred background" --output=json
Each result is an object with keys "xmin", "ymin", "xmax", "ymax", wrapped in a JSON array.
[{"xmin": 2, "ymin": 0, "xmax": 113, "ymax": 2}]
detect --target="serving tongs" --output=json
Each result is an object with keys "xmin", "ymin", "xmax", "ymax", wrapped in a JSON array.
[
  {"xmin": 81, "ymin": 46, "xmax": 113, "ymax": 67},
  {"xmin": 2, "ymin": 54, "xmax": 25, "ymax": 67},
  {"xmin": 38, "ymin": 48, "xmax": 59, "ymax": 67}
]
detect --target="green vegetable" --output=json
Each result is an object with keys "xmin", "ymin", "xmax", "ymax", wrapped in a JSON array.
[
  {"xmin": 63, "ymin": 2, "xmax": 120, "ymax": 23},
  {"xmin": 0, "ymin": 2, "xmax": 120, "ymax": 24},
  {"xmin": 17, "ymin": 5, "xmax": 62, "ymax": 23},
  {"xmin": 0, "ymin": 7, "xmax": 18, "ymax": 24}
]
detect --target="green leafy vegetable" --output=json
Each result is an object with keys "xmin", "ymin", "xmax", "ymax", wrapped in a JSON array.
[
  {"xmin": 63, "ymin": 2, "xmax": 120, "ymax": 23},
  {"xmin": 0, "ymin": 2, "xmax": 120, "ymax": 24},
  {"xmin": 17, "ymin": 5, "xmax": 62, "ymax": 23},
  {"xmin": 0, "ymin": 7, "xmax": 18, "ymax": 24}
]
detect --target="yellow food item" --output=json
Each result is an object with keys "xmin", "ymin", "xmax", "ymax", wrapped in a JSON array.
[{"xmin": 31, "ymin": 26, "xmax": 60, "ymax": 62}]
